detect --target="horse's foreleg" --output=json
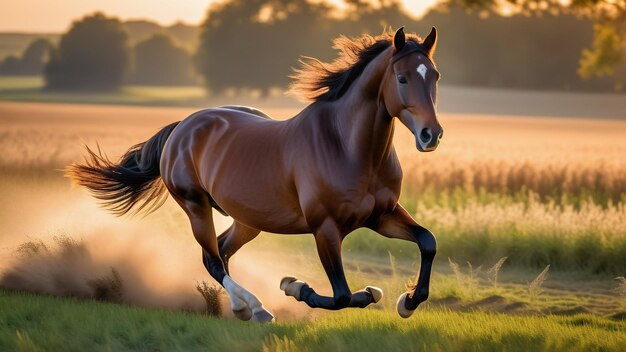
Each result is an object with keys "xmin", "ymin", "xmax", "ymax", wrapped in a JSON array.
[
  {"xmin": 281, "ymin": 219, "xmax": 382, "ymax": 309},
  {"xmin": 369, "ymin": 205, "xmax": 437, "ymax": 318}
]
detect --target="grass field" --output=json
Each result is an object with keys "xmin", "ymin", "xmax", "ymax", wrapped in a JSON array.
[
  {"xmin": 2, "ymin": 289, "xmax": 625, "ymax": 352},
  {"xmin": 3, "ymin": 75, "xmax": 626, "ymax": 118},
  {"xmin": 0, "ymin": 76, "xmax": 210, "ymax": 106},
  {"xmin": 0, "ymin": 88, "xmax": 625, "ymax": 350},
  {"xmin": 0, "ymin": 76, "xmax": 303, "ymax": 108}
]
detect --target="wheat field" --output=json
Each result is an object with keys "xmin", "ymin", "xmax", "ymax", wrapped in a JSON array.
[{"xmin": 2, "ymin": 102, "xmax": 625, "ymax": 199}]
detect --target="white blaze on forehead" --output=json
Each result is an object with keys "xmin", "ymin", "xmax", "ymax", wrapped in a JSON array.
[{"xmin": 417, "ymin": 64, "xmax": 427, "ymax": 80}]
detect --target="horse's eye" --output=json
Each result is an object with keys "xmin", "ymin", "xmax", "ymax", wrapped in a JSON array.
[{"xmin": 397, "ymin": 75, "xmax": 408, "ymax": 84}]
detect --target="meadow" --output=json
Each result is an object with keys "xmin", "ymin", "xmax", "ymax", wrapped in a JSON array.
[
  {"xmin": 0, "ymin": 86, "xmax": 625, "ymax": 349},
  {"xmin": 2, "ymin": 289, "xmax": 625, "ymax": 352}
]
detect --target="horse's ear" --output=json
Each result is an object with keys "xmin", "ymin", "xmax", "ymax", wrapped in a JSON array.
[
  {"xmin": 393, "ymin": 27, "xmax": 406, "ymax": 52},
  {"xmin": 422, "ymin": 27, "xmax": 438, "ymax": 55}
]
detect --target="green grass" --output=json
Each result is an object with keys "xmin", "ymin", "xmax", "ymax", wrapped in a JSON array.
[
  {"xmin": 0, "ymin": 76, "xmax": 43, "ymax": 89},
  {"xmin": 265, "ymin": 188, "xmax": 626, "ymax": 275},
  {"xmin": 1, "ymin": 289, "xmax": 624, "ymax": 352},
  {"xmin": 250, "ymin": 235, "xmax": 626, "ymax": 316},
  {"xmin": 0, "ymin": 76, "xmax": 302, "ymax": 108},
  {"xmin": 338, "ymin": 189, "xmax": 626, "ymax": 275},
  {"xmin": 0, "ymin": 76, "xmax": 209, "ymax": 107}
]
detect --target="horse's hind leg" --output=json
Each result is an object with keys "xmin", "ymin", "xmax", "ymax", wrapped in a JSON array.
[
  {"xmin": 217, "ymin": 222, "xmax": 260, "ymax": 274},
  {"xmin": 174, "ymin": 190, "xmax": 273, "ymax": 322}
]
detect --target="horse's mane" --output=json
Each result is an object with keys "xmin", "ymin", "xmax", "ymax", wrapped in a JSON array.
[{"xmin": 290, "ymin": 30, "xmax": 423, "ymax": 102}]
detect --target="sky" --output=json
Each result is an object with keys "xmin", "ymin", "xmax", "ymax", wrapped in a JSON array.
[{"xmin": 0, "ymin": 0, "xmax": 438, "ymax": 32}]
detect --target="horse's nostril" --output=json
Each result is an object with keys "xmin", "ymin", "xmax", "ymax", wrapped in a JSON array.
[{"xmin": 420, "ymin": 128, "xmax": 432, "ymax": 144}]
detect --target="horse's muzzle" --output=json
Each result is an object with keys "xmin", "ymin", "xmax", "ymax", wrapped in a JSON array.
[{"xmin": 416, "ymin": 127, "xmax": 442, "ymax": 152}]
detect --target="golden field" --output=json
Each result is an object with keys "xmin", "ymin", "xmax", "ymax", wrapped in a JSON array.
[
  {"xmin": 0, "ymin": 99, "xmax": 625, "ymax": 320},
  {"xmin": 2, "ymin": 101, "xmax": 625, "ymax": 200},
  {"xmin": 0, "ymin": 100, "xmax": 625, "ymax": 269},
  {"xmin": 0, "ymin": 97, "xmax": 625, "ymax": 350}
]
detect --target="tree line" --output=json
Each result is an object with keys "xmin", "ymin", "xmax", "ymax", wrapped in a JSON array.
[
  {"xmin": 1, "ymin": 0, "xmax": 623, "ymax": 93},
  {"xmin": 0, "ymin": 14, "xmax": 197, "ymax": 88}
]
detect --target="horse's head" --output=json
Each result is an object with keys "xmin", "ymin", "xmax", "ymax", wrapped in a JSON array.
[{"xmin": 382, "ymin": 27, "xmax": 442, "ymax": 152}]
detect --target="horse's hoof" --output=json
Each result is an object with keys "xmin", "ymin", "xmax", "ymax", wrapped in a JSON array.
[
  {"xmin": 366, "ymin": 286, "xmax": 383, "ymax": 303},
  {"xmin": 280, "ymin": 276, "xmax": 305, "ymax": 300},
  {"xmin": 280, "ymin": 277, "xmax": 297, "ymax": 291},
  {"xmin": 233, "ymin": 306, "xmax": 252, "ymax": 321},
  {"xmin": 252, "ymin": 307, "xmax": 275, "ymax": 323},
  {"xmin": 396, "ymin": 292, "xmax": 415, "ymax": 318}
]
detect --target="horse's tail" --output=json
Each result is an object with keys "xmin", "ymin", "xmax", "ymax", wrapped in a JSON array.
[{"xmin": 66, "ymin": 121, "xmax": 180, "ymax": 216}]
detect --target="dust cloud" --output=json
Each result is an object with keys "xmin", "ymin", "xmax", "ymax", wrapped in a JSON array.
[{"xmin": 0, "ymin": 187, "xmax": 322, "ymax": 320}]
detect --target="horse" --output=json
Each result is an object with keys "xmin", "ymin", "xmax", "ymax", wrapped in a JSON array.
[{"xmin": 67, "ymin": 27, "xmax": 443, "ymax": 322}]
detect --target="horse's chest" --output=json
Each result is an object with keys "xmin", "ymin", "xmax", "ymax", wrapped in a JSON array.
[
  {"xmin": 330, "ymin": 186, "xmax": 398, "ymax": 231},
  {"xmin": 299, "ymin": 158, "xmax": 402, "ymax": 232}
]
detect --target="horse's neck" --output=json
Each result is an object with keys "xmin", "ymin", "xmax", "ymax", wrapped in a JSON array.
[
  {"xmin": 332, "ymin": 52, "xmax": 395, "ymax": 169},
  {"xmin": 334, "ymin": 98, "xmax": 394, "ymax": 166}
]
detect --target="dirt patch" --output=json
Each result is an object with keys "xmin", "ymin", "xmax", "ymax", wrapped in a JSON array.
[
  {"xmin": 464, "ymin": 295, "xmax": 508, "ymax": 311},
  {"xmin": 608, "ymin": 312, "xmax": 626, "ymax": 321},
  {"xmin": 549, "ymin": 306, "xmax": 593, "ymax": 316},
  {"xmin": 475, "ymin": 295, "xmax": 507, "ymax": 305},
  {"xmin": 431, "ymin": 296, "xmax": 463, "ymax": 306},
  {"xmin": 504, "ymin": 301, "xmax": 530, "ymax": 312},
  {"xmin": 430, "ymin": 295, "xmax": 533, "ymax": 315}
]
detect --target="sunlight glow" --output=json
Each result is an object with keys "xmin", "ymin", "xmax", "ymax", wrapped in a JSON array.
[{"xmin": 0, "ymin": 0, "xmax": 440, "ymax": 32}]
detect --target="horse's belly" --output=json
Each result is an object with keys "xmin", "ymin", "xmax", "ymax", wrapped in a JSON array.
[{"xmin": 213, "ymin": 191, "xmax": 309, "ymax": 233}]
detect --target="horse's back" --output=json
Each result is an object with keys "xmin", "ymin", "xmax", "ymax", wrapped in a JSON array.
[
  {"xmin": 217, "ymin": 105, "xmax": 272, "ymax": 120},
  {"xmin": 162, "ymin": 105, "xmax": 284, "ymax": 179}
]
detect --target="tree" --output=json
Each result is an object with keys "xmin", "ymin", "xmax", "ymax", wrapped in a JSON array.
[
  {"xmin": 44, "ymin": 12, "xmax": 130, "ymax": 91},
  {"xmin": 131, "ymin": 33, "xmax": 195, "ymax": 85},
  {"xmin": 194, "ymin": 0, "xmax": 333, "ymax": 95},
  {"xmin": 0, "ymin": 38, "xmax": 52, "ymax": 75},
  {"xmin": 0, "ymin": 56, "xmax": 20, "ymax": 75},
  {"xmin": 192, "ymin": 0, "xmax": 621, "ymax": 93},
  {"xmin": 578, "ymin": 23, "xmax": 623, "ymax": 79},
  {"xmin": 446, "ymin": 0, "xmax": 626, "ymax": 79},
  {"xmin": 571, "ymin": 1, "xmax": 625, "ymax": 79}
]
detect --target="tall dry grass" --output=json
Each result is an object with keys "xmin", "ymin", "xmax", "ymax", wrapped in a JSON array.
[
  {"xmin": 417, "ymin": 194, "xmax": 626, "ymax": 271},
  {"xmin": 528, "ymin": 265, "xmax": 550, "ymax": 303},
  {"xmin": 344, "ymin": 193, "xmax": 626, "ymax": 273},
  {"xmin": 402, "ymin": 158, "xmax": 626, "ymax": 205},
  {"xmin": 2, "ymin": 105, "xmax": 624, "ymax": 205},
  {"xmin": 394, "ymin": 114, "xmax": 626, "ymax": 205}
]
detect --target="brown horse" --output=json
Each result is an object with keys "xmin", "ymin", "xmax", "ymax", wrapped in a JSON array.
[{"xmin": 68, "ymin": 27, "xmax": 443, "ymax": 322}]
